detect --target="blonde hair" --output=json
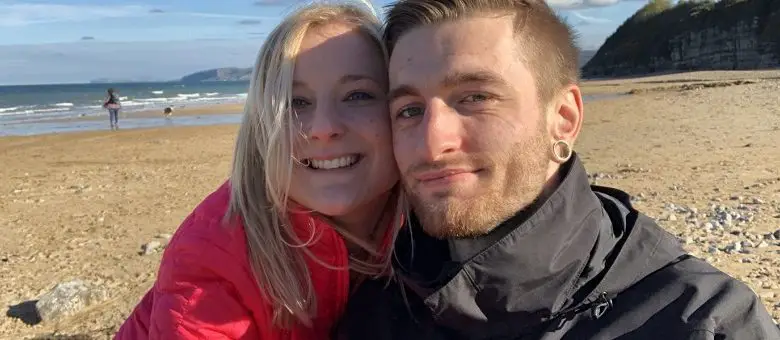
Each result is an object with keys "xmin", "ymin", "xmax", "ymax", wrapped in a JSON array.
[{"xmin": 226, "ymin": 0, "xmax": 403, "ymax": 329}]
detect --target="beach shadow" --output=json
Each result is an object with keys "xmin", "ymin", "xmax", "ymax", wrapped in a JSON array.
[
  {"xmin": 6, "ymin": 299, "xmax": 42, "ymax": 325},
  {"xmin": 30, "ymin": 335, "xmax": 94, "ymax": 340}
]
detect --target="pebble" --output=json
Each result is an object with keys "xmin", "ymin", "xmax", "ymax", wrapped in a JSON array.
[
  {"xmin": 34, "ymin": 280, "xmax": 108, "ymax": 323},
  {"xmin": 140, "ymin": 240, "xmax": 163, "ymax": 255},
  {"xmin": 725, "ymin": 241, "xmax": 742, "ymax": 254}
]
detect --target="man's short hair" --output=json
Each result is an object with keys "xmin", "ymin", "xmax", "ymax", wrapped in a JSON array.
[{"xmin": 383, "ymin": 0, "xmax": 580, "ymax": 104}]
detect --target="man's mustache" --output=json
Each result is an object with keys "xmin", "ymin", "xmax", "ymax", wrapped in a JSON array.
[{"xmin": 403, "ymin": 156, "xmax": 490, "ymax": 180}]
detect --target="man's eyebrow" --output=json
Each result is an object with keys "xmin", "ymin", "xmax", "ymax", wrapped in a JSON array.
[
  {"xmin": 387, "ymin": 70, "xmax": 509, "ymax": 102},
  {"xmin": 388, "ymin": 84, "xmax": 419, "ymax": 103},
  {"xmin": 441, "ymin": 70, "xmax": 509, "ymax": 89}
]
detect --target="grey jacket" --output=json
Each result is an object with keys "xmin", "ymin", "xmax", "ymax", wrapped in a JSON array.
[{"xmin": 335, "ymin": 155, "xmax": 780, "ymax": 339}]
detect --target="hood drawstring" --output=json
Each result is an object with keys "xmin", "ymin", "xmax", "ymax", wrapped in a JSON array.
[
  {"xmin": 548, "ymin": 292, "xmax": 614, "ymax": 331},
  {"xmin": 589, "ymin": 293, "xmax": 613, "ymax": 320}
]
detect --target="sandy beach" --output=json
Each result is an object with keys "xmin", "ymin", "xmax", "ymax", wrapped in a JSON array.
[{"xmin": 1, "ymin": 70, "xmax": 780, "ymax": 339}]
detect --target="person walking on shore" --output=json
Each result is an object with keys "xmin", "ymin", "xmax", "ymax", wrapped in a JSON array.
[{"xmin": 103, "ymin": 88, "xmax": 121, "ymax": 130}]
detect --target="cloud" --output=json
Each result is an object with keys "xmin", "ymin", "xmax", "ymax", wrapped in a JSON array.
[
  {"xmin": 569, "ymin": 11, "xmax": 612, "ymax": 25},
  {"xmin": 253, "ymin": 0, "xmax": 287, "ymax": 5},
  {"xmin": 547, "ymin": 0, "xmax": 642, "ymax": 9},
  {"xmin": 178, "ymin": 12, "xmax": 271, "ymax": 20},
  {"xmin": 0, "ymin": 3, "xmax": 270, "ymax": 27},
  {"xmin": 80, "ymin": 36, "xmax": 95, "ymax": 41},
  {"xmin": 0, "ymin": 3, "xmax": 150, "ymax": 27},
  {"xmin": 238, "ymin": 19, "xmax": 263, "ymax": 25}
]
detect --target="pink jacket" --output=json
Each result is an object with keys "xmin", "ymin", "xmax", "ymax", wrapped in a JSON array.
[{"xmin": 115, "ymin": 182, "xmax": 390, "ymax": 339}]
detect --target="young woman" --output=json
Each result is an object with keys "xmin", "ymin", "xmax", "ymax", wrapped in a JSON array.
[
  {"xmin": 103, "ymin": 88, "xmax": 121, "ymax": 130},
  {"xmin": 114, "ymin": 2, "xmax": 403, "ymax": 338}
]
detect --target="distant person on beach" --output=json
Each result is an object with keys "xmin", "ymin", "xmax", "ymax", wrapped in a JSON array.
[
  {"xmin": 162, "ymin": 107, "xmax": 174, "ymax": 126},
  {"xmin": 102, "ymin": 88, "xmax": 121, "ymax": 130},
  {"xmin": 115, "ymin": 2, "xmax": 402, "ymax": 339}
]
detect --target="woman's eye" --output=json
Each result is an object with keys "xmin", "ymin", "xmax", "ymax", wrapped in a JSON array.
[
  {"xmin": 397, "ymin": 106, "xmax": 424, "ymax": 119},
  {"xmin": 291, "ymin": 98, "xmax": 309, "ymax": 110},
  {"xmin": 345, "ymin": 91, "xmax": 375, "ymax": 101}
]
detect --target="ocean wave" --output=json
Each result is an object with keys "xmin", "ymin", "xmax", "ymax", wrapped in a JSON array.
[
  {"xmin": 151, "ymin": 90, "xmax": 164, "ymax": 95},
  {"xmin": 134, "ymin": 98, "xmax": 169, "ymax": 103},
  {"xmin": 0, "ymin": 107, "xmax": 72, "ymax": 117},
  {"xmin": 0, "ymin": 106, "xmax": 20, "ymax": 113},
  {"xmin": 1, "ymin": 92, "xmax": 247, "ymax": 121}
]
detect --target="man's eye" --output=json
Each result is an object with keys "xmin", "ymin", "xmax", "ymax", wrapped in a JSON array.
[
  {"xmin": 345, "ymin": 92, "xmax": 375, "ymax": 101},
  {"xmin": 397, "ymin": 106, "xmax": 424, "ymax": 119},
  {"xmin": 461, "ymin": 94, "xmax": 490, "ymax": 103}
]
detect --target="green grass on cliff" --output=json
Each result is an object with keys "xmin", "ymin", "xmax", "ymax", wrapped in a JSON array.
[{"xmin": 582, "ymin": 0, "xmax": 780, "ymax": 76}]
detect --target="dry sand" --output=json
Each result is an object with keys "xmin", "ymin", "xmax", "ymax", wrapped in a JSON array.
[{"xmin": 1, "ymin": 70, "xmax": 779, "ymax": 339}]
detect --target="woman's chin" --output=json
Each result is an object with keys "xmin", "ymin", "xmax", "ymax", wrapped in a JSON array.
[{"xmin": 309, "ymin": 204, "xmax": 353, "ymax": 219}]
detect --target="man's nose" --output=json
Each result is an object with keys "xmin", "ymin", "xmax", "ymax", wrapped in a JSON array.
[
  {"xmin": 418, "ymin": 99, "xmax": 462, "ymax": 161},
  {"xmin": 307, "ymin": 103, "xmax": 345, "ymax": 141}
]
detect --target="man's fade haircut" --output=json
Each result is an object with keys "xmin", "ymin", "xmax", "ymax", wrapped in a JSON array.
[{"xmin": 383, "ymin": 0, "xmax": 580, "ymax": 104}]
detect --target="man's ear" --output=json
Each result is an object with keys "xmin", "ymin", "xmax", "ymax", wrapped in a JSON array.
[{"xmin": 547, "ymin": 84, "xmax": 584, "ymax": 146}]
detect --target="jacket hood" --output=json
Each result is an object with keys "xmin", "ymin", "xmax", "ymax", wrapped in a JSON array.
[{"xmin": 393, "ymin": 154, "xmax": 687, "ymax": 339}]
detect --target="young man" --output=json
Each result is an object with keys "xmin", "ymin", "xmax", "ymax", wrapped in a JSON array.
[{"xmin": 336, "ymin": 0, "xmax": 780, "ymax": 338}]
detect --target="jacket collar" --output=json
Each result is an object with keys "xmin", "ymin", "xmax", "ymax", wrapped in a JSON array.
[{"xmin": 394, "ymin": 154, "xmax": 622, "ymax": 338}]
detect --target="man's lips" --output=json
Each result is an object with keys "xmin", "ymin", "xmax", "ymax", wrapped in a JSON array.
[{"xmin": 414, "ymin": 168, "xmax": 477, "ymax": 183}]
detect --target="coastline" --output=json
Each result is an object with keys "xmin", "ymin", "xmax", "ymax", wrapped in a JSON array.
[{"xmin": 1, "ymin": 103, "xmax": 245, "ymax": 137}]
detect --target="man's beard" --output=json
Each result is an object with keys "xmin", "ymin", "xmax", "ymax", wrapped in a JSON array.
[{"xmin": 405, "ymin": 130, "xmax": 550, "ymax": 239}]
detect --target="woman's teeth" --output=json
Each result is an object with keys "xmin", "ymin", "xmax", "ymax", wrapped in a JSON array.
[{"xmin": 309, "ymin": 155, "xmax": 359, "ymax": 170}]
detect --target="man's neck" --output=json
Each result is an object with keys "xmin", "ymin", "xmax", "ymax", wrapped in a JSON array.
[{"xmin": 447, "ymin": 161, "xmax": 566, "ymax": 262}]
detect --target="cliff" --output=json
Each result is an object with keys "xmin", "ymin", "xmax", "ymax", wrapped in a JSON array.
[
  {"xmin": 180, "ymin": 67, "xmax": 252, "ymax": 83},
  {"xmin": 582, "ymin": 0, "xmax": 780, "ymax": 78}
]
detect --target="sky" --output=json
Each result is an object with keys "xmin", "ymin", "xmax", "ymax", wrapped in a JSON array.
[{"xmin": 0, "ymin": 0, "xmax": 648, "ymax": 85}]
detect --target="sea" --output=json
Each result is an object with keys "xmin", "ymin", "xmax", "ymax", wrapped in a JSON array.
[
  {"xmin": 0, "ymin": 81, "xmax": 623, "ymax": 137},
  {"xmin": 0, "ymin": 81, "xmax": 249, "ymax": 136}
]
